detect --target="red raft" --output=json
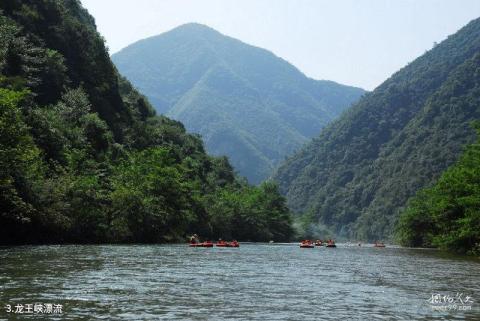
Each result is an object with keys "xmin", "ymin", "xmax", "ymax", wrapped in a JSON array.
[
  {"xmin": 325, "ymin": 239, "xmax": 337, "ymax": 248},
  {"xmin": 216, "ymin": 241, "xmax": 240, "ymax": 248},
  {"xmin": 189, "ymin": 242, "xmax": 214, "ymax": 247},
  {"xmin": 374, "ymin": 242, "xmax": 386, "ymax": 248},
  {"xmin": 300, "ymin": 240, "xmax": 314, "ymax": 248}
]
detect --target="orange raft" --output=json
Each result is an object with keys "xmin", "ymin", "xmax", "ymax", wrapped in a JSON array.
[
  {"xmin": 300, "ymin": 240, "xmax": 314, "ymax": 248},
  {"xmin": 189, "ymin": 242, "xmax": 214, "ymax": 247},
  {"xmin": 216, "ymin": 241, "xmax": 240, "ymax": 248}
]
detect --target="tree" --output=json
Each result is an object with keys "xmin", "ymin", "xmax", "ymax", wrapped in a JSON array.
[
  {"xmin": 397, "ymin": 123, "xmax": 480, "ymax": 255},
  {"xmin": 0, "ymin": 88, "xmax": 40, "ymax": 241}
]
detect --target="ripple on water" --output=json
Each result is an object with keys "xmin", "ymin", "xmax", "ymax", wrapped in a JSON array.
[{"xmin": 0, "ymin": 244, "xmax": 478, "ymax": 321}]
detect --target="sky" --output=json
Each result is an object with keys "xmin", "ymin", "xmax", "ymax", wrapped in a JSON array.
[{"xmin": 81, "ymin": 0, "xmax": 480, "ymax": 90}]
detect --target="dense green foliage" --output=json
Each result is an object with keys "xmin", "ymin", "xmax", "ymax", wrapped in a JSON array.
[
  {"xmin": 274, "ymin": 18, "xmax": 480, "ymax": 241},
  {"xmin": 0, "ymin": 0, "xmax": 293, "ymax": 244},
  {"xmin": 397, "ymin": 123, "xmax": 480, "ymax": 255},
  {"xmin": 112, "ymin": 24, "xmax": 365, "ymax": 184}
]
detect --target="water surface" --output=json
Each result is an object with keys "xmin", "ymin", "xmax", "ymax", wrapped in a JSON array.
[{"xmin": 0, "ymin": 244, "xmax": 478, "ymax": 320}]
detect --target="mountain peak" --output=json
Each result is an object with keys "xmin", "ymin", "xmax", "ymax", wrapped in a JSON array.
[
  {"xmin": 164, "ymin": 22, "xmax": 223, "ymax": 40},
  {"xmin": 112, "ymin": 23, "xmax": 363, "ymax": 183},
  {"xmin": 112, "ymin": 26, "xmax": 365, "ymax": 184},
  {"xmin": 171, "ymin": 22, "xmax": 217, "ymax": 32}
]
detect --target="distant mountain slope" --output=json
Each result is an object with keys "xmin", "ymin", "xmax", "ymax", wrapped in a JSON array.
[
  {"xmin": 112, "ymin": 24, "xmax": 365, "ymax": 183},
  {"xmin": 274, "ymin": 18, "xmax": 480, "ymax": 240}
]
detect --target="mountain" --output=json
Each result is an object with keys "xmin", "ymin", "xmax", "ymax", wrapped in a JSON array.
[
  {"xmin": 112, "ymin": 24, "xmax": 365, "ymax": 184},
  {"xmin": 0, "ymin": 0, "xmax": 293, "ymax": 244},
  {"xmin": 274, "ymin": 17, "xmax": 480, "ymax": 241}
]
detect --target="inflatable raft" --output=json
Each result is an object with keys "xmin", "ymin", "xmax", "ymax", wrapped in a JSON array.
[
  {"xmin": 189, "ymin": 242, "xmax": 214, "ymax": 247},
  {"xmin": 300, "ymin": 241, "xmax": 314, "ymax": 248},
  {"xmin": 216, "ymin": 241, "xmax": 240, "ymax": 248}
]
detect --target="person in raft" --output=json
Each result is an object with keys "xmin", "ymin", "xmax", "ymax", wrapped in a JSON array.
[{"xmin": 190, "ymin": 234, "xmax": 199, "ymax": 244}]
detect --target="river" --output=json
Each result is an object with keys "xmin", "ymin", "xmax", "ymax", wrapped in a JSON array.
[{"xmin": 0, "ymin": 244, "xmax": 478, "ymax": 320}]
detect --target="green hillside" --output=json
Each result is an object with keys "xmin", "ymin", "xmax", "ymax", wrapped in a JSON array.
[
  {"xmin": 112, "ymin": 24, "xmax": 365, "ymax": 184},
  {"xmin": 0, "ymin": 0, "xmax": 293, "ymax": 244},
  {"xmin": 274, "ymin": 17, "xmax": 480, "ymax": 241},
  {"xmin": 397, "ymin": 121, "xmax": 480, "ymax": 255}
]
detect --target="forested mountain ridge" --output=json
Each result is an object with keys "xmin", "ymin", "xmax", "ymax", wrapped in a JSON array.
[
  {"xmin": 112, "ymin": 23, "xmax": 365, "ymax": 184},
  {"xmin": 0, "ymin": 0, "xmax": 293, "ymax": 244},
  {"xmin": 274, "ymin": 17, "xmax": 480, "ymax": 241}
]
